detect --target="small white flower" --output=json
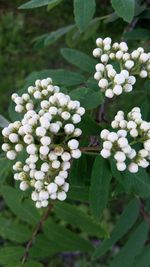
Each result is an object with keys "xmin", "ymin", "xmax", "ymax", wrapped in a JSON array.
[
  {"xmin": 100, "ymin": 149, "xmax": 111, "ymax": 158},
  {"xmin": 57, "ymin": 191, "xmax": 67, "ymax": 201},
  {"xmin": 47, "ymin": 183, "xmax": 58, "ymax": 194},
  {"xmin": 128, "ymin": 162, "xmax": 138, "ymax": 173}
]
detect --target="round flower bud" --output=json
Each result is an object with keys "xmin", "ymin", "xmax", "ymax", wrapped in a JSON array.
[
  {"xmin": 114, "ymin": 151, "xmax": 126, "ymax": 162},
  {"xmin": 116, "ymin": 162, "xmax": 126, "ymax": 171},
  {"xmin": 105, "ymin": 89, "xmax": 114, "ymax": 98},
  {"xmin": 71, "ymin": 149, "xmax": 81, "ymax": 159},
  {"xmin": 68, "ymin": 139, "xmax": 79, "ymax": 150},
  {"xmin": 57, "ymin": 191, "xmax": 67, "ymax": 201},
  {"xmin": 47, "ymin": 183, "xmax": 58, "ymax": 194},
  {"xmin": 20, "ymin": 181, "xmax": 29, "ymax": 191},
  {"xmin": 128, "ymin": 162, "xmax": 138, "ymax": 173},
  {"xmin": 93, "ymin": 48, "xmax": 102, "ymax": 57},
  {"xmin": 6, "ymin": 150, "xmax": 17, "ymax": 160},
  {"xmin": 100, "ymin": 149, "xmax": 111, "ymax": 158}
]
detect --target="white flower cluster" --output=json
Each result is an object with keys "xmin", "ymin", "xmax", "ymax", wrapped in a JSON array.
[
  {"xmin": 100, "ymin": 107, "xmax": 150, "ymax": 173},
  {"xmin": 2, "ymin": 77, "xmax": 85, "ymax": 208},
  {"xmin": 93, "ymin": 37, "xmax": 150, "ymax": 98}
]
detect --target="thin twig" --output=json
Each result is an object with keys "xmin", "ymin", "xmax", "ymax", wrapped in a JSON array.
[{"xmin": 21, "ymin": 202, "xmax": 54, "ymax": 265}]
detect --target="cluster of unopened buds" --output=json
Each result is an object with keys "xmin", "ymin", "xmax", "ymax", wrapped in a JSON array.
[
  {"xmin": 93, "ymin": 37, "xmax": 150, "ymax": 98},
  {"xmin": 100, "ymin": 107, "xmax": 150, "ymax": 173},
  {"xmin": 2, "ymin": 77, "xmax": 85, "ymax": 208}
]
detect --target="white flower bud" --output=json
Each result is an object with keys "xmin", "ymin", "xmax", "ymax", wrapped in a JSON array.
[
  {"xmin": 101, "ymin": 149, "xmax": 111, "ymax": 158},
  {"xmin": 125, "ymin": 60, "xmax": 134, "ymax": 70},
  {"xmin": 128, "ymin": 162, "xmax": 138, "ymax": 173},
  {"xmin": 114, "ymin": 151, "xmax": 126, "ymax": 162},
  {"xmin": 103, "ymin": 141, "xmax": 112, "ymax": 150},
  {"xmin": 55, "ymin": 176, "xmax": 65, "ymax": 186},
  {"xmin": 57, "ymin": 191, "xmax": 67, "ymax": 201},
  {"xmin": 51, "ymin": 160, "xmax": 61, "ymax": 169},
  {"xmin": 68, "ymin": 139, "xmax": 79, "ymax": 150},
  {"xmin": 64, "ymin": 124, "xmax": 75, "ymax": 134},
  {"xmin": 71, "ymin": 149, "xmax": 81, "ymax": 159},
  {"xmin": 93, "ymin": 48, "xmax": 102, "ymax": 57},
  {"xmin": 6, "ymin": 150, "xmax": 17, "ymax": 160},
  {"xmin": 116, "ymin": 162, "xmax": 126, "ymax": 171},
  {"xmin": 20, "ymin": 181, "xmax": 29, "ymax": 191},
  {"xmin": 35, "ymin": 171, "xmax": 45, "ymax": 180},
  {"xmin": 47, "ymin": 183, "xmax": 58, "ymax": 194},
  {"xmin": 105, "ymin": 89, "xmax": 114, "ymax": 98}
]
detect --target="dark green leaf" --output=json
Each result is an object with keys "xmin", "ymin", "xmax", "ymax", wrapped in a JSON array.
[
  {"xmin": 0, "ymin": 246, "xmax": 24, "ymax": 265},
  {"xmin": 1, "ymin": 186, "xmax": 40, "ymax": 225},
  {"xmin": 70, "ymin": 87, "xmax": 103, "ymax": 110},
  {"xmin": 124, "ymin": 28, "xmax": 150, "ymax": 40},
  {"xmin": 79, "ymin": 114, "xmax": 101, "ymax": 135},
  {"xmin": 44, "ymin": 25, "xmax": 75, "ymax": 46},
  {"xmin": 43, "ymin": 219, "xmax": 94, "ymax": 252},
  {"xmin": 90, "ymin": 156, "xmax": 112, "ymax": 221},
  {"xmin": 111, "ymin": 0, "xmax": 135, "ymax": 22},
  {"xmin": 55, "ymin": 202, "xmax": 106, "ymax": 237},
  {"xmin": 0, "ymin": 217, "xmax": 31, "ymax": 243},
  {"xmin": 29, "ymin": 234, "xmax": 60, "ymax": 259},
  {"xmin": 0, "ymin": 115, "xmax": 10, "ymax": 128},
  {"xmin": 93, "ymin": 199, "xmax": 140, "ymax": 258},
  {"xmin": 74, "ymin": 0, "xmax": 96, "ymax": 32},
  {"xmin": 61, "ymin": 48, "xmax": 96, "ymax": 72},
  {"xmin": 111, "ymin": 163, "xmax": 150, "ymax": 198},
  {"xmin": 109, "ymin": 221, "xmax": 148, "ymax": 267},
  {"xmin": 0, "ymin": 156, "xmax": 13, "ymax": 183},
  {"xmin": 68, "ymin": 185, "xmax": 89, "ymax": 202},
  {"xmin": 25, "ymin": 69, "xmax": 85, "ymax": 87},
  {"xmin": 131, "ymin": 245, "xmax": 150, "ymax": 267},
  {"xmin": 19, "ymin": 0, "xmax": 63, "ymax": 9}
]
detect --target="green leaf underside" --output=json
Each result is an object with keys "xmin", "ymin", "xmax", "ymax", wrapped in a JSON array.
[
  {"xmin": 1, "ymin": 186, "xmax": 40, "ymax": 225},
  {"xmin": 74, "ymin": 0, "xmax": 96, "ymax": 32},
  {"xmin": 93, "ymin": 198, "xmax": 140, "ymax": 258},
  {"xmin": 111, "ymin": 163, "xmax": 150, "ymax": 198},
  {"xmin": 111, "ymin": 0, "xmax": 135, "ymax": 22},
  {"xmin": 90, "ymin": 156, "xmax": 112, "ymax": 221},
  {"xmin": 109, "ymin": 221, "xmax": 148, "ymax": 267},
  {"xmin": 131, "ymin": 245, "xmax": 150, "ymax": 267},
  {"xmin": 19, "ymin": 0, "xmax": 63, "ymax": 9},
  {"xmin": 0, "ymin": 114, "xmax": 10, "ymax": 128},
  {"xmin": 43, "ymin": 219, "xmax": 93, "ymax": 252},
  {"xmin": 44, "ymin": 25, "xmax": 75, "ymax": 45},
  {"xmin": 124, "ymin": 28, "xmax": 150, "ymax": 40},
  {"xmin": 61, "ymin": 48, "xmax": 97, "ymax": 72},
  {"xmin": 54, "ymin": 202, "xmax": 106, "ymax": 237},
  {"xmin": 0, "ymin": 246, "xmax": 24, "ymax": 265},
  {"xmin": 0, "ymin": 217, "xmax": 31, "ymax": 243},
  {"xmin": 70, "ymin": 87, "xmax": 103, "ymax": 109},
  {"xmin": 68, "ymin": 185, "xmax": 89, "ymax": 202}
]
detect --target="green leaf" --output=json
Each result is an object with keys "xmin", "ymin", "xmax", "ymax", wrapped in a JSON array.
[
  {"xmin": 124, "ymin": 28, "xmax": 150, "ymax": 40},
  {"xmin": 109, "ymin": 221, "xmax": 148, "ymax": 267},
  {"xmin": 111, "ymin": 163, "xmax": 150, "ymax": 198},
  {"xmin": 0, "ymin": 156, "xmax": 13, "ymax": 183},
  {"xmin": 93, "ymin": 199, "xmax": 140, "ymax": 258},
  {"xmin": 44, "ymin": 25, "xmax": 75, "ymax": 46},
  {"xmin": 74, "ymin": 0, "xmax": 96, "ymax": 32},
  {"xmin": 69, "ymin": 154, "xmax": 89, "ymax": 186},
  {"xmin": 29, "ymin": 234, "xmax": 61, "ymax": 259},
  {"xmin": 0, "ymin": 246, "xmax": 24, "ymax": 265},
  {"xmin": 43, "ymin": 219, "xmax": 94, "ymax": 252},
  {"xmin": 54, "ymin": 202, "xmax": 106, "ymax": 237},
  {"xmin": 0, "ymin": 217, "xmax": 31, "ymax": 243},
  {"xmin": 79, "ymin": 114, "xmax": 101, "ymax": 135},
  {"xmin": 19, "ymin": 0, "xmax": 63, "ymax": 9},
  {"xmin": 25, "ymin": 69, "xmax": 85, "ymax": 87},
  {"xmin": 111, "ymin": 0, "xmax": 135, "ymax": 22},
  {"xmin": 68, "ymin": 185, "xmax": 89, "ymax": 202},
  {"xmin": 69, "ymin": 87, "xmax": 103, "ymax": 110},
  {"xmin": 1, "ymin": 186, "xmax": 40, "ymax": 225},
  {"xmin": 23, "ymin": 261, "xmax": 44, "ymax": 267},
  {"xmin": 131, "ymin": 245, "xmax": 150, "ymax": 267},
  {"xmin": 61, "ymin": 48, "xmax": 96, "ymax": 72},
  {"xmin": 0, "ymin": 115, "xmax": 10, "ymax": 128},
  {"xmin": 90, "ymin": 156, "xmax": 112, "ymax": 221},
  {"xmin": 140, "ymin": 8, "xmax": 150, "ymax": 18}
]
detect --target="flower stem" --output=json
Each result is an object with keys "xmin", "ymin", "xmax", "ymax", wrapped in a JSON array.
[{"xmin": 21, "ymin": 202, "xmax": 54, "ymax": 265}]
